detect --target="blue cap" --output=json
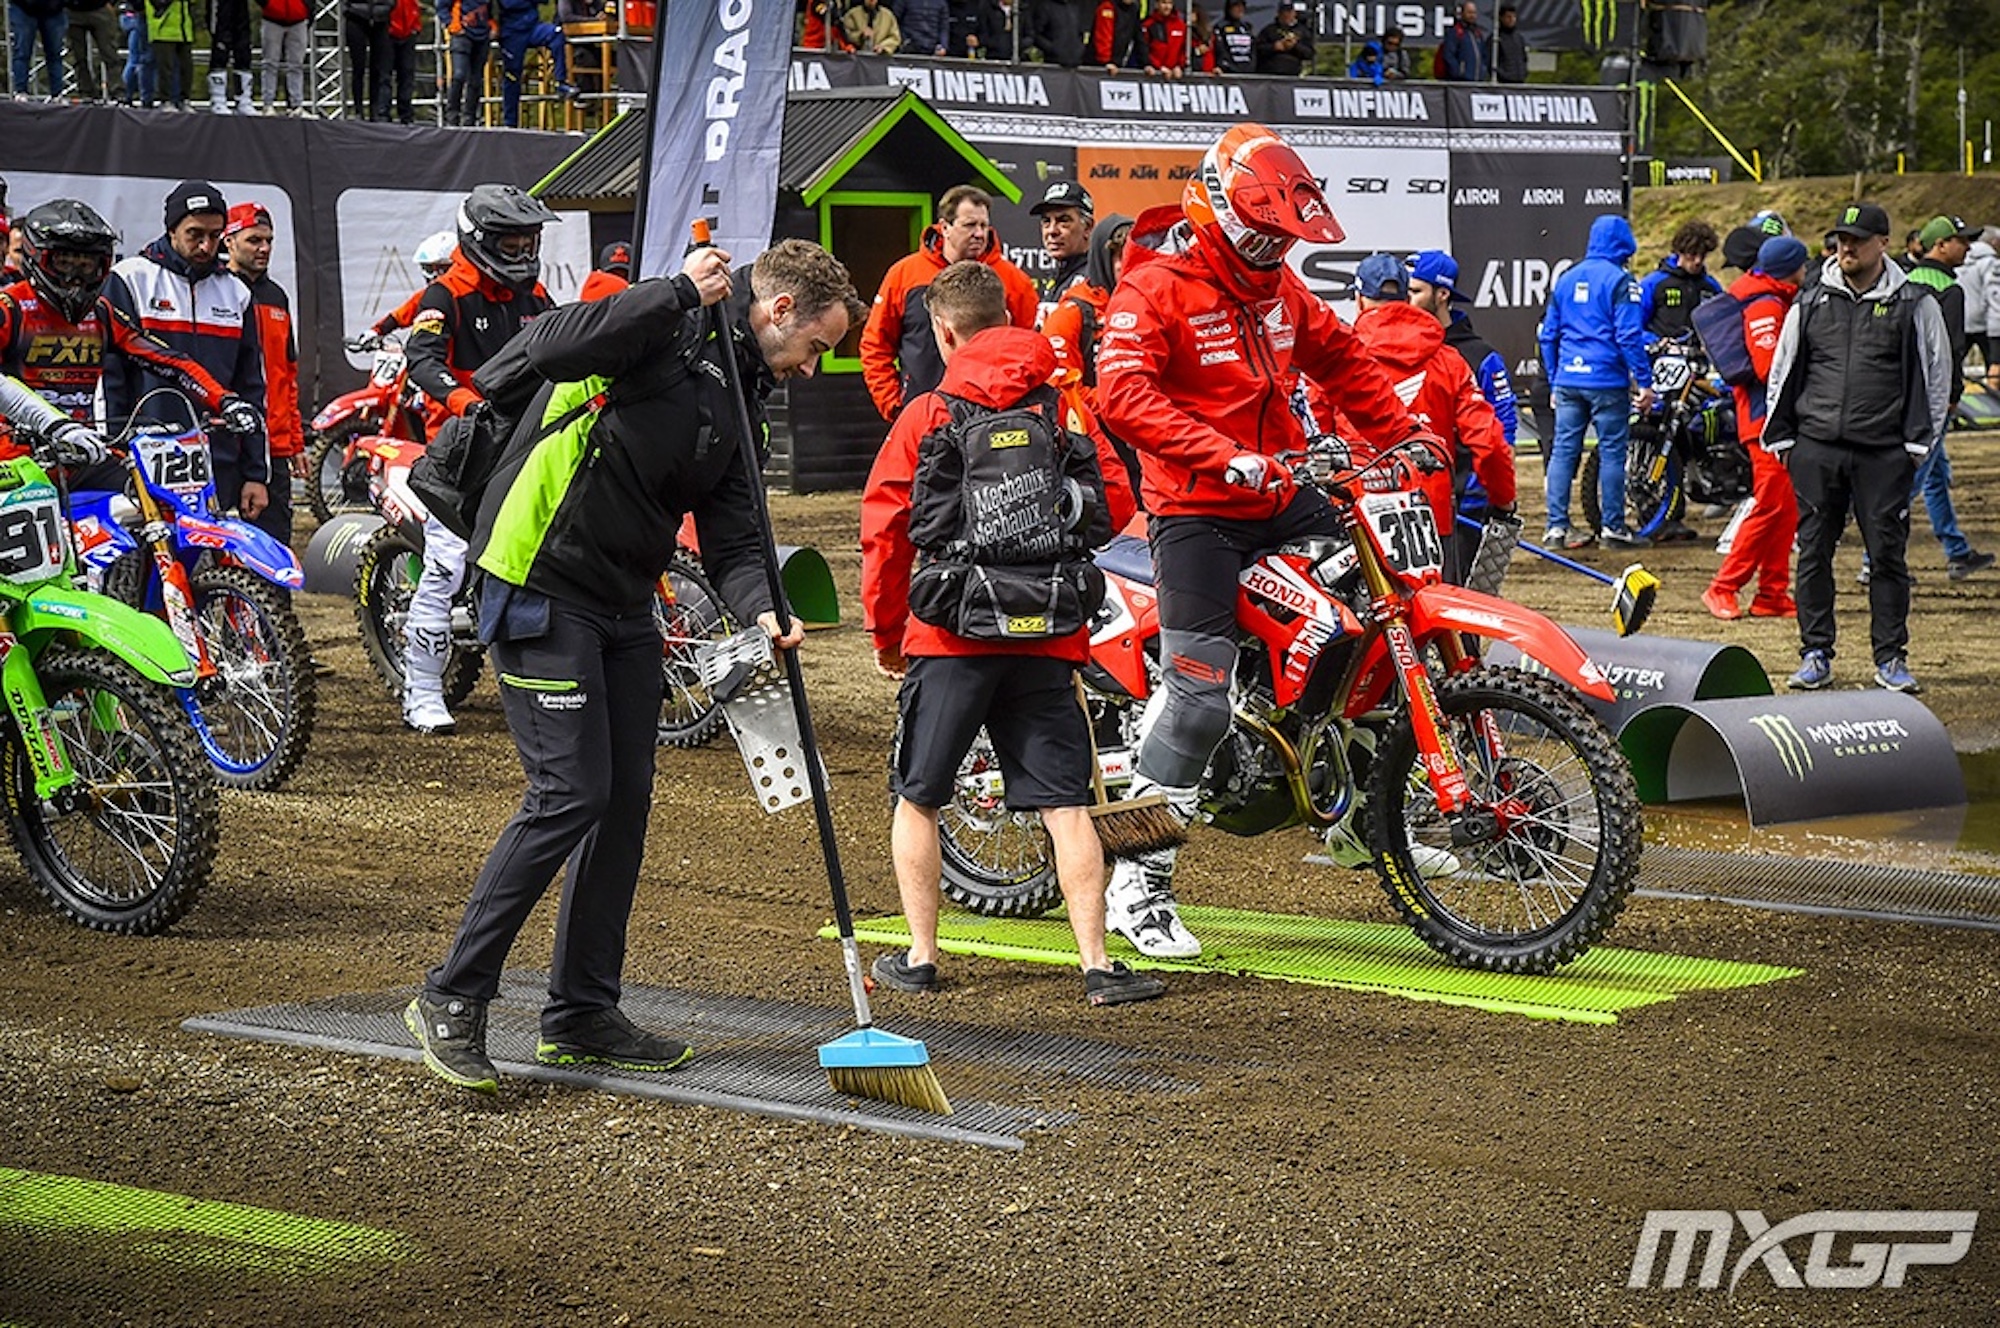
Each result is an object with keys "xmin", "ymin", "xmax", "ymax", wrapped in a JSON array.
[
  {"xmin": 1755, "ymin": 234, "xmax": 1809, "ymax": 278},
  {"xmin": 1354, "ymin": 252, "xmax": 1405, "ymax": 299},
  {"xmin": 1406, "ymin": 248, "xmax": 1469, "ymax": 304}
]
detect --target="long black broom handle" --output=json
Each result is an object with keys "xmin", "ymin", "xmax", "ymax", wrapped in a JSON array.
[{"xmin": 692, "ymin": 238, "xmax": 870, "ymax": 1005}]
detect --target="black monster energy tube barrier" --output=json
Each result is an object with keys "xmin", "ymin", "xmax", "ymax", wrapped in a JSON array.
[
  {"xmin": 1487, "ymin": 626, "xmax": 1772, "ymax": 736},
  {"xmin": 1619, "ymin": 692, "xmax": 1965, "ymax": 827}
]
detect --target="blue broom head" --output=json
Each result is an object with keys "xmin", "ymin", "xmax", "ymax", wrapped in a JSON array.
[{"xmin": 818, "ymin": 1026, "xmax": 933, "ymax": 1070}]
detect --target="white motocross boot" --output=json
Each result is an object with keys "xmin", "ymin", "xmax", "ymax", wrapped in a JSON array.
[
  {"xmin": 208, "ymin": 71, "xmax": 232, "ymax": 114},
  {"xmin": 1103, "ymin": 779, "xmax": 1201, "ymax": 958},
  {"xmin": 234, "ymin": 71, "xmax": 258, "ymax": 115},
  {"xmin": 401, "ymin": 635, "xmax": 456, "ymax": 735}
]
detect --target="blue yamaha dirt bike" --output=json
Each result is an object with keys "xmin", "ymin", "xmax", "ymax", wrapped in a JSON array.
[
  {"xmin": 68, "ymin": 398, "xmax": 316, "ymax": 791},
  {"xmin": 0, "ymin": 440, "xmax": 219, "ymax": 935}
]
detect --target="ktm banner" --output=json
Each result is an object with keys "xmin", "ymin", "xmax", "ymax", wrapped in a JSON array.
[{"xmin": 636, "ymin": 1, "xmax": 790, "ymax": 277}]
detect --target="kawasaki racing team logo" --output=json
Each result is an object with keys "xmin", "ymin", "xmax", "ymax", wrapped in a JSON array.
[{"xmin": 1748, "ymin": 713, "xmax": 1813, "ymax": 782}]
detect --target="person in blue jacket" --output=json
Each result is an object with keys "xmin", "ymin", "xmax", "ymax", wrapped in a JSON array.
[
  {"xmin": 497, "ymin": 0, "xmax": 576, "ymax": 128},
  {"xmin": 1537, "ymin": 213, "xmax": 1655, "ymax": 550},
  {"xmin": 1347, "ymin": 39, "xmax": 1384, "ymax": 85}
]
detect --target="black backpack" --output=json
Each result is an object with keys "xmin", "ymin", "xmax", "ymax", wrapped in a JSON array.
[{"xmin": 905, "ymin": 385, "xmax": 1108, "ymax": 641}]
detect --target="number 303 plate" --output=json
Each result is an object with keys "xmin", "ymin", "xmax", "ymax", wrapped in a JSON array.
[{"xmin": 1359, "ymin": 490, "xmax": 1444, "ymax": 576}]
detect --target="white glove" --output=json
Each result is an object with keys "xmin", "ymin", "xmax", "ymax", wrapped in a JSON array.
[
  {"xmin": 47, "ymin": 420, "xmax": 110, "ymax": 466},
  {"xmin": 1223, "ymin": 453, "xmax": 1286, "ymax": 493},
  {"xmin": 219, "ymin": 394, "xmax": 264, "ymax": 436}
]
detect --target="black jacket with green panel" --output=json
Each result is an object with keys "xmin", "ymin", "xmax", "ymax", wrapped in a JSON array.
[{"xmin": 468, "ymin": 273, "xmax": 777, "ymax": 623}]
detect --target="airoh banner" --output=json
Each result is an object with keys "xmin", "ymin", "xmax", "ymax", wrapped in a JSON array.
[{"xmin": 636, "ymin": 1, "xmax": 789, "ymax": 277}]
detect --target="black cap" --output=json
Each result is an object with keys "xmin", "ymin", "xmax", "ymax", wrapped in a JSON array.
[
  {"xmin": 1828, "ymin": 202, "xmax": 1891, "ymax": 240},
  {"xmin": 598, "ymin": 240, "xmax": 632, "ymax": 273},
  {"xmin": 1030, "ymin": 181, "xmax": 1093, "ymax": 218},
  {"xmin": 164, "ymin": 179, "xmax": 227, "ymax": 232}
]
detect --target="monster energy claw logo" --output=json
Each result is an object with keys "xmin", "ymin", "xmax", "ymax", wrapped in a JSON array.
[
  {"xmin": 1634, "ymin": 80, "xmax": 1657, "ymax": 149},
  {"xmin": 1581, "ymin": 0, "xmax": 1617, "ymax": 50},
  {"xmin": 1749, "ymin": 714, "xmax": 1813, "ymax": 782}
]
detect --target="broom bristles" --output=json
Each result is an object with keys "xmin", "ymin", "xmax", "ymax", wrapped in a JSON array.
[
  {"xmin": 826, "ymin": 1063, "xmax": 953, "ymax": 1115},
  {"xmin": 1090, "ymin": 793, "xmax": 1188, "ymax": 859}
]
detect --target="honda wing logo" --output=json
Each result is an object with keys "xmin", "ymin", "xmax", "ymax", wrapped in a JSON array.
[
  {"xmin": 1630, "ymin": 1210, "xmax": 1977, "ymax": 1293},
  {"xmin": 1747, "ymin": 713, "xmax": 1812, "ymax": 781}
]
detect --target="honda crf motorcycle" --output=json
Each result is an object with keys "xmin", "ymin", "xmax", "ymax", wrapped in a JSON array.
[
  {"xmin": 306, "ymin": 333, "xmax": 425, "ymax": 522},
  {"xmin": 931, "ymin": 440, "xmax": 1643, "ymax": 974}
]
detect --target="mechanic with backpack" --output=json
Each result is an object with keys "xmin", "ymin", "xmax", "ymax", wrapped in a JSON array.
[
  {"xmin": 860, "ymin": 259, "xmax": 1163, "ymax": 1007},
  {"xmin": 1700, "ymin": 234, "xmax": 1809, "ymax": 622},
  {"xmin": 405, "ymin": 238, "xmax": 860, "ymax": 1093},
  {"xmin": 398, "ymin": 183, "xmax": 555, "ymax": 735}
]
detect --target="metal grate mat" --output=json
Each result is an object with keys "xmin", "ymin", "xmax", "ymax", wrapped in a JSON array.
[
  {"xmin": 1634, "ymin": 845, "xmax": 2000, "ymax": 930},
  {"xmin": 185, "ymin": 972, "xmax": 1202, "ymax": 1152}
]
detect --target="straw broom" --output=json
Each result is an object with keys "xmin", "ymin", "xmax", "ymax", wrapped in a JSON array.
[{"xmin": 1076, "ymin": 677, "xmax": 1188, "ymax": 859}]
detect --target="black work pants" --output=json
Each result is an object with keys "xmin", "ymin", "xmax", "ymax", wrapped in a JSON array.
[
  {"xmin": 427, "ymin": 595, "xmax": 664, "ymax": 1030},
  {"xmin": 1789, "ymin": 436, "xmax": 1919, "ymax": 666}
]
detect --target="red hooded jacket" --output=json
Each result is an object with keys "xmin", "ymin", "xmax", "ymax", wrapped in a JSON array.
[
  {"xmin": 1304, "ymin": 300, "xmax": 1515, "ymax": 526},
  {"xmin": 1096, "ymin": 207, "xmax": 1419, "ymax": 520},
  {"xmin": 862, "ymin": 326, "xmax": 1128, "ymax": 664},
  {"xmin": 859, "ymin": 223, "xmax": 1040, "ymax": 420},
  {"xmin": 1724, "ymin": 268, "xmax": 1799, "ymax": 444}
]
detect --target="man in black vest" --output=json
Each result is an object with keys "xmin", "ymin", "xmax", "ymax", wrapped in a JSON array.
[
  {"xmin": 1638, "ymin": 220, "xmax": 1723, "ymax": 338},
  {"xmin": 1764, "ymin": 203, "xmax": 1952, "ymax": 695}
]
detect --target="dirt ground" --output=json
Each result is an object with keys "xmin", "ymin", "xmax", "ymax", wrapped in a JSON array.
[{"xmin": 3, "ymin": 434, "xmax": 1999, "ymax": 1327}]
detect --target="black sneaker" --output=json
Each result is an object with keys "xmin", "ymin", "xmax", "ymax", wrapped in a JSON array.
[
  {"xmin": 1948, "ymin": 551, "xmax": 1996, "ymax": 581},
  {"xmin": 1084, "ymin": 961, "xmax": 1167, "ymax": 1007},
  {"xmin": 871, "ymin": 951, "xmax": 940, "ymax": 994},
  {"xmin": 404, "ymin": 993, "xmax": 499, "ymax": 1094},
  {"xmin": 537, "ymin": 1007, "xmax": 692, "ymax": 1072}
]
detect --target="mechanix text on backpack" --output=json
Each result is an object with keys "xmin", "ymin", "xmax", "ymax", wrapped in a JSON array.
[{"xmin": 905, "ymin": 385, "xmax": 1108, "ymax": 641}]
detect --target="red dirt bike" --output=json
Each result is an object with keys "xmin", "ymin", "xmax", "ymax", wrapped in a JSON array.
[
  {"xmin": 346, "ymin": 432, "xmax": 737, "ymax": 747},
  {"xmin": 305, "ymin": 333, "xmax": 427, "ymax": 522},
  {"xmin": 929, "ymin": 439, "xmax": 1644, "ymax": 974}
]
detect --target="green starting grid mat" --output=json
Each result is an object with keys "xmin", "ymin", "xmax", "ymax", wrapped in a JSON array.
[
  {"xmin": 830, "ymin": 907, "xmax": 1802, "ymax": 1025},
  {"xmin": 0, "ymin": 1166, "xmax": 414, "ymax": 1288}
]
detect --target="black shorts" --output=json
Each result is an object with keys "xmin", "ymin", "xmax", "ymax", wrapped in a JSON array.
[{"xmin": 894, "ymin": 655, "xmax": 1092, "ymax": 810}]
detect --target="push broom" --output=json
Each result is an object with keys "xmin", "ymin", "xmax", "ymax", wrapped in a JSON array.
[
  {"xmin": 1459, "ymin": 514, "xmax": 1660, "ymax": 637},
  {"xmin": 692, "ymin": 222, "xmax": 949, "ymax": 1115}
]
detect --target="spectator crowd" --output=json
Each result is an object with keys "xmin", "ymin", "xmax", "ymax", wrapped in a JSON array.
[{"xmin": 796, "ymin": 0, "xmax": 1535, "ymax": 80}]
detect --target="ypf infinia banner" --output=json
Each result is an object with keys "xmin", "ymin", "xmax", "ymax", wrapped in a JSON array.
[{"xmin": 637, "ymin": 0, "xmax": 789, "ymax": 278}]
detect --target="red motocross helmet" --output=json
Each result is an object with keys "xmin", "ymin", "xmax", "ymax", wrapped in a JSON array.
[{"xmin": 1182, "ymin": 123, "xmax": 1343, "ymax": 271}]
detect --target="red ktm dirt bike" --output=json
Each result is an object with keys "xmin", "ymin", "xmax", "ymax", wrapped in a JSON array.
[
  {"xmin": 926, "ymin": 438, "xmax": 1644, "ymax": 974},
  {"xmin": 306, "ymin": 333, "xmax": 426, "ymax": 522}
]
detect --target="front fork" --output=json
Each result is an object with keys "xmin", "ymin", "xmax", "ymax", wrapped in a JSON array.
[
  {"xmin": 1355, "ymin": 533, "xmax": 1507, "ymax": 838},
  {"xmin": 0, "ymin": 626, "xmax": 86, "ymax": 807}
]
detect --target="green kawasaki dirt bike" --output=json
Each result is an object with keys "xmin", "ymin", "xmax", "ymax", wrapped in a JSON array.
[{"xmin": 0, "ymin": 446, "xmax": 220, "ymax": 935}]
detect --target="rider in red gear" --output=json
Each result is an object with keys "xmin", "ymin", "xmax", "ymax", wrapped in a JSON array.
[
  {"xmin": 0, "ymin": 198, "xmax": 240, "ymax": 461},
  {"xmin": 1093, "ymin": 122, "xmax": 1428, "ymax": 959}
]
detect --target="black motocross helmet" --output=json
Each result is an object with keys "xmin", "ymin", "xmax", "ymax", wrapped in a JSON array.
[
  {"xmin": 21, "ymin": 199, "xmax": 120, "ymax": 324},
  {"xmin": 456, "ymin": 183, "xmax": 558, "ymax": 289}
]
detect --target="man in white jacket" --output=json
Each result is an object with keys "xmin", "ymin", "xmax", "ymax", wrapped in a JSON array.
[{"xmin": 1963, "ymin": 227, "xmax": 1998, "ymax": 381}]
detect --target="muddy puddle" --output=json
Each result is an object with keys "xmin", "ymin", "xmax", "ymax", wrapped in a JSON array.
[{"xmin": 1645, "ymin": 749, "xmax": 2000, "ymax": 878}]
